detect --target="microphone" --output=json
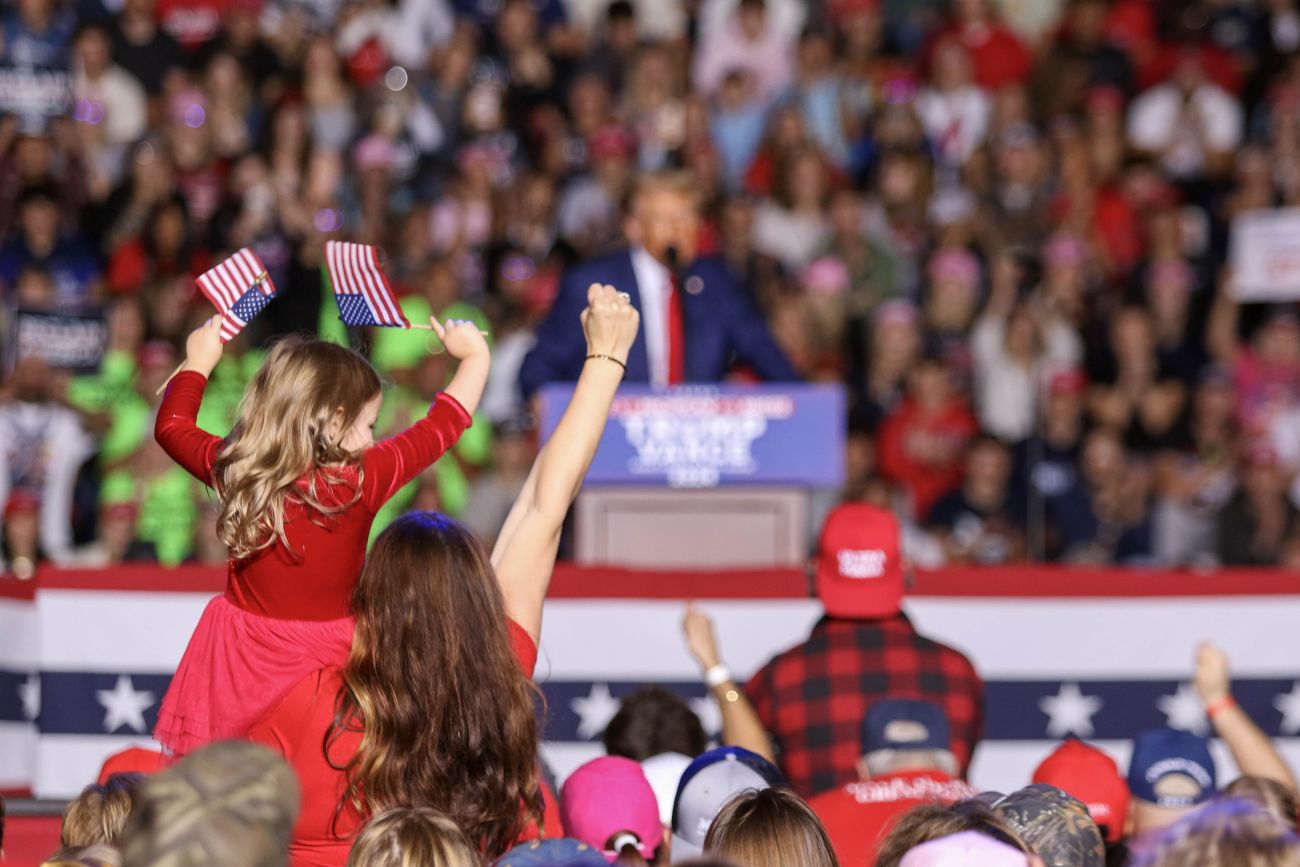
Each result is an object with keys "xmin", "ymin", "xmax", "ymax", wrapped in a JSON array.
[{"xmin": 664, "ymin": 244, "xmax": 681, "ymax": 277}]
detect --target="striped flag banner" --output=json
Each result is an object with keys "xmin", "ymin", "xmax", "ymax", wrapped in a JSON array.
[
  {"xmin": 325, "ymin": 240, "xmax": 410, "ymax": 328},
  {"xmin": 4, "ymin": 569, "xmax": 1300, "ymax": 799},
  {"xmin": 194, "ymin": 249, "xmax": 277, "ymax": 343}
]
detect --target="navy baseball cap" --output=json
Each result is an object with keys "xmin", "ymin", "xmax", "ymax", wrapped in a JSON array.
[
  {"xmin": 863, "ymin": 699, "xmax": 952, "ymax": 754},
  {"xmin": 497, "ymin": 838, "xmax": 608, "ymax": 867},
  {"xmin": 1126, "ymin": 728, "xmax": 1216, "ymax": 808},
  {"xmin": 671, "ymin": 747, "xmax": 785, "ymax": 859}
]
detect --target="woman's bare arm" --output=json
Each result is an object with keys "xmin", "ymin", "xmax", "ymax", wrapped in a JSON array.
[{"xmin": 491, "ymin": 284, "xmax": 639, "ymax": 642}]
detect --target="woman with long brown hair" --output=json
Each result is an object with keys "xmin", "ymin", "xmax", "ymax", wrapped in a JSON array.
[{"xmin": 249, "ymin": 284, "xmax": 640, "ymax": 867}]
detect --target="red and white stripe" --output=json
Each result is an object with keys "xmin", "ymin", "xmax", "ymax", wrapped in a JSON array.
[
  {"xmin": 195, "ymin": 248, "xmax": 272, "ymax": 342},
  {"xmin": 325, "ymin": 240, "xmax": 409, "ymax": 327}
]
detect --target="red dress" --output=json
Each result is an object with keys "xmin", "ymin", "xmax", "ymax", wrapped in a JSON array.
[
  {"xmin": 153, "ymin": 371, "xmax": 472, "ymax": 756},
  {"xmin": 247, "ymin": 621, "xmax": 555, "ymax": 867}
]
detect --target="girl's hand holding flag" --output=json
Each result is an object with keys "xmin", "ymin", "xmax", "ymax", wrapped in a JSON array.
[
  {"xmin": 430, "ymin": 316, "xmax": 491, "ymax": 417},
  {"xmin": 181, "ymin": 315, "xmax": 226, "ymax": 379},
  {"xmin": 158, "ymin": 249, "xmax": 278, "ymax": 394}
]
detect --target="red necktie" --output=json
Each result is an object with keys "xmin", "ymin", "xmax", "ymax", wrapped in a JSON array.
[{"xmin": 666, "ymin": 273, "xmax": 685, "ymax": 385}]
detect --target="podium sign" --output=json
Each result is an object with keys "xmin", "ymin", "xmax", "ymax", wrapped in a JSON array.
[{"xmin": 538, "ymin": 384, "xmax": 845, "ymax": 488}]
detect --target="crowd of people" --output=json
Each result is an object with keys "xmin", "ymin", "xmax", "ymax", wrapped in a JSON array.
[
  {"xmin": 1, "ymin": 0, "xmax": 1299, "ymax": 861},
  {"xmin": 11, "ymin": 498, "xmax": 1300, "ymax": 867},
  {"xmin": 2, "ymin": 0, "xmax": 1300, "ymax": 574}
]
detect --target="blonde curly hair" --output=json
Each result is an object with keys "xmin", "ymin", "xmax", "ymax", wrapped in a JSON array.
[{"xmin": 212, "ymin": 337, "xmax": 381, "ymax": 561}]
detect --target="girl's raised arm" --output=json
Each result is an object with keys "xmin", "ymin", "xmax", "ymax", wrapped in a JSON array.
[
  {"xmin": 155, "ymin": 316, "xmax": 225, "ymax": 484},
  {"xmin": 491, "ymin": 285, "xmax": 639, "ymax": 642}
]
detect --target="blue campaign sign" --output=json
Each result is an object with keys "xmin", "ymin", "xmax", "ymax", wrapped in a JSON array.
[{"xmin": 537, "ymin": 383, "xmax": 845, "ymax": 488}]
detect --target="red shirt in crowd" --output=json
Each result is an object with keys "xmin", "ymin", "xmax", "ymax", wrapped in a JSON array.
[
  {"xmin": 926, "ymin": 22, "xmax": 1033, "ymax": 90},
  {"xmin": 808, "ymin": 769, "xmax": 977, "ymax": 867},
  {"xmin": 247, "ymin": 621, "xmax": 548, "ymax": 867},
  {"xmin": 877, "ymin": 397, "xmax": 978, "ymax": 522},
  {"xmin": 106, "ymin": 238, "xmax": 210, "ymax": 296},
  {"xmin": 155, "ymin": 371, "xmax": 472, "ymax": 620},
  {"xmin": 746, "ymin": 615, "xmax": 984, "ymax": 797}
]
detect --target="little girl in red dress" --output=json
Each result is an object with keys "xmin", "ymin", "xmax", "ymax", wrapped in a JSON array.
[{"xmin": 153, "ymin": 314, "xmax": 490, "ymax": 756}]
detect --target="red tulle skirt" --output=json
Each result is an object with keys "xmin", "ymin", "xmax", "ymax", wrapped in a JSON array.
[{"xmin": 155, "ymin": 595, "xmax": 354, "ymax": 758}]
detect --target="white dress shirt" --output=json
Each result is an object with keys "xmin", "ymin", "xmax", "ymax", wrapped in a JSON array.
[{"xmin": 630, "ymin": 246, "xmax": 671, "ymax": 389}]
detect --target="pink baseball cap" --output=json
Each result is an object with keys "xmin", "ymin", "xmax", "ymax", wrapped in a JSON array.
[
  {"xmin": 1043, "ymin": 234, "xmax": 1088, "ymax": 269},
  {"xmin": 874, "ymin": 298, "xmax": 920, "ymax": 328},
  {"xmin": 560, "ymin": 757, "xmax": 663, "ymax": 863},
  {"xmin": 815, "ymin": 503, "xmax": 904, "ymax": 619},
  {"xmin": 801, "ymin": 256, "xmax": 851, "ymax": 296},
  {"xmin": 899, "ymin": 831, "xmax": 1030, "ymax": 867},
  {"xmin": 927, "ymin": 248, "xmax": 980, "ymax": 286},
  {"xmin": 1147, "ymin": 259, "xmax": 1193, "ymax": 292},
  {"xmin": 353, "ymin": 134, "xmax": 396, "ymax": 172}
]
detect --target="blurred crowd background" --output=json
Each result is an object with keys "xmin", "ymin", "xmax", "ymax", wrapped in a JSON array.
[{"xmin": 3, "ymin": 0, "xmax": 1300, "ymax": 575}]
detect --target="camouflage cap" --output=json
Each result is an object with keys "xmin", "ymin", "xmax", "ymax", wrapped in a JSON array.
[{"xmin": 992, "ymin": 784, "xmax": 1105, "ymax": 867}]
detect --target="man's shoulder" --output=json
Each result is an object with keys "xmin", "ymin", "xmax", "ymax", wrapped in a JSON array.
[
  {"xmin": 561, "ymin": 250, "xmax": 633, "ymax": 289},
  {"xmin": 568, "ymin": 250, "xmax": 632, "ymax": 275},
  {"xmin": 690, "ymin": 254, "xmax": 739, "ymax": 285},
  {"xmin": 914, "ymin": 629, "xmax": 980, "ymax": 675},
  {"xmin": 751, "ymin": 632, "xmax": 816, "ymax": 680},
  {"xmin": 926, "ymin": 491, "xmax": 968, "ymax": 528}
]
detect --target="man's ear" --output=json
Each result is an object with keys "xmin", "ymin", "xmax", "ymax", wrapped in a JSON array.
[
  {"xmin": 623, "ymin": 212, "xmax": 642, "ymax": 247},
  {"xmin": 856, "ymin": 756, "xmax": 872, "ymax": 782}
]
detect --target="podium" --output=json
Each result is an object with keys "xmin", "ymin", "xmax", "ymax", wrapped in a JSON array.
[{"xmin": 537, "ymin": 384, "xmax": 845, "ymax": 568}]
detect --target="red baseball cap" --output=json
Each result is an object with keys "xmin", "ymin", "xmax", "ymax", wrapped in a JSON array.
[
  {"xmin": 4, "ymin": 491, "xmax": 40, "ymax": 519},
  {"xmin": 1032, "ymin": 740, "xmax": 1130, "ymax": 843},
  {"xmin": 1047, "ymin": 366, "xmax": 1089, "ymax": 397},
  {"xmin": 136, "ymin": 340, "xmax": 177, "ymax": 371},
  {"xmin": 588, "ymin": 126, "xmax": 636, "ymax": 161},
  {"xmin": 97, "ymin": 746, "xmax": 164, "ymax": 784},
  {"xmin": 815, "ymin": 503, "xmax": 904, "ymax": 619}
]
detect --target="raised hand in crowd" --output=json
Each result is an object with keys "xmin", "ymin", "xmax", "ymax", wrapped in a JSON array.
[
  {"xmin": 430, "ymin": 316, "xmax": 492, "ymax": 418},
  {"xmin": 682, "ymin": 602, "xmax": 777, "ymax": 764},
  {"xmin": 179, "ymin": 315, "xmax": 225, "ymax": 379},
  {"xmin": 581, "ymin": 282, "xmax": 640, "ymax": 366},
  {"xmin": 1193, "ymin": 641, "xmax": 1297, "ymax": 793},
  {"xmin": 491, "ymin": 284, "xmax": 637, "ymax": 642}
]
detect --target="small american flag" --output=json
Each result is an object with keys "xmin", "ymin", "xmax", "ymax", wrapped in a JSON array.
[
  {"xmin": 195, "ymin": 249, "xmax": 277, "ymax": 343},
  {"xmin": 325, "ymin": 240, "xmax": 410, "ymax": 328}
]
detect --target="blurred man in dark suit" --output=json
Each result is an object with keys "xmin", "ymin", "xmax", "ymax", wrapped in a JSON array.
[{"xmin": 519, "ymin": 171, "xmax": 797, "ymax": 396}]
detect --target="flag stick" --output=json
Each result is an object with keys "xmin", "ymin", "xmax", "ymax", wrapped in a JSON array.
[
  {"xmin": 156, "ymin": 362, "xmax": 185, "ymax": 396},
  {"xmin": 333, "ymin": 317, "xmax": 487, "ymax": 336},
  {"xmin": 408, "ymin": 323, "xmax": 489, "ymax": 335}
]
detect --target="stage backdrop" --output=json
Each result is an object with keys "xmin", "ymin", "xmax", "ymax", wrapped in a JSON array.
[{"xmin": 2, "ymin": 567, "xmax": 1299, "ymax": 798}]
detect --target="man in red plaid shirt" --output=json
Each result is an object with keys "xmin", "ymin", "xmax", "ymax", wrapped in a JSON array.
[{"xmin": 745, "ymin": 502, "xmax": 984, "ymax": 796}]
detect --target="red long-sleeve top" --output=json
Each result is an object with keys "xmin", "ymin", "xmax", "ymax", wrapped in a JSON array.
[{"xmin": 155, "ymin": 371, "xmax": 472, "ymax": 621}]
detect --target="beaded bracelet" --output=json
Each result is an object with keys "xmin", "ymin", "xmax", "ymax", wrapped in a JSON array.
[{"xmin": 586, "ymin": 353, "xmax": 627, "ymax": 373}]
